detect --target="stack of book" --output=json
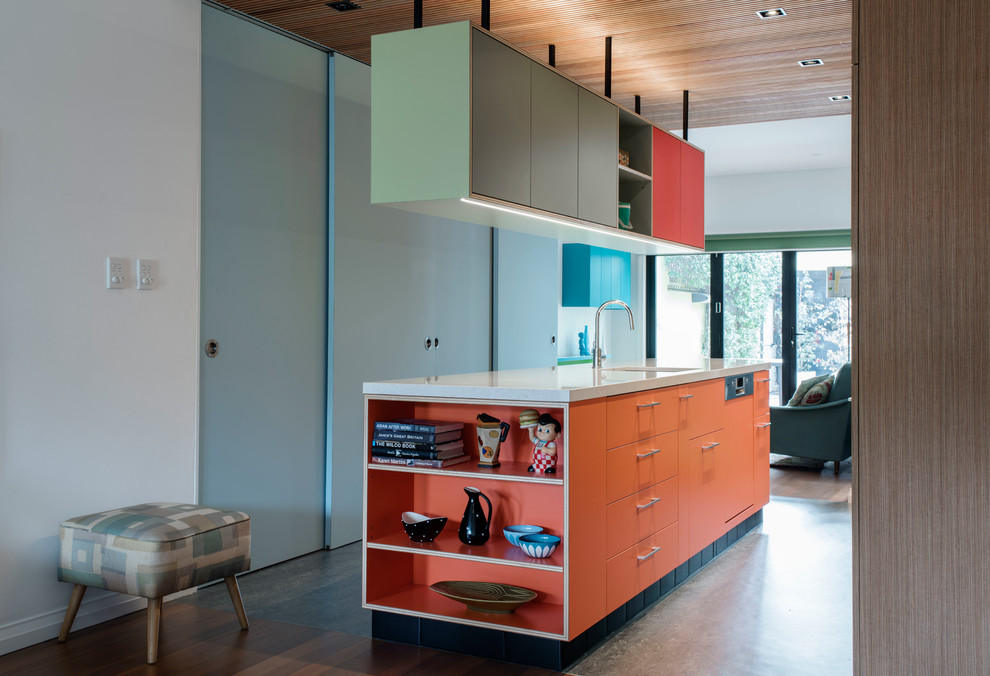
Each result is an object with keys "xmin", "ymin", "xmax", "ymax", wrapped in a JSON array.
[{"xmin": 371, "ymin": 419, "xmax": 468, "ymax": 468}]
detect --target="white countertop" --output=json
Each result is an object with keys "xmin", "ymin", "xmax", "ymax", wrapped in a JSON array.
[{"xmin": 363, "ymin": 358, "xmax": 771, "ymax": 403}]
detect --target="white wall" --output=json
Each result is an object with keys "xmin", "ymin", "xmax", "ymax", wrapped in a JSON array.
[
  {"xmin": 0, "ymin": 0, "xmax": 201, "ymax": 654},
  {"xmin": 704, "ymin": 167, "xmax": 851, "ymax": 235}
]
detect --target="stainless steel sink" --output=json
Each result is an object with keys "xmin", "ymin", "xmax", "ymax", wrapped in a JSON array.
[{"xmin": 604, "ymin": 366, "xmax": 699, "ymax": 373}]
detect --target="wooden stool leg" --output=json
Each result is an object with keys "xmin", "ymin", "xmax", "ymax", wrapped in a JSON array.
[
  {"xmin": 147, "ymin": 598, "xmax": 162, "ymax": 665},
  {"xmin": 224, "ymin": 575, "xmax": 250, "ymax": 630},
  {"xmin": 58, "ymin": 584, "xmax": 87, "ymax": 642}
]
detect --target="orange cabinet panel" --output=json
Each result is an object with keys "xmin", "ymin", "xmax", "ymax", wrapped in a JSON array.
[
  {"xmin": 606, "ymin": 521, "xmax": 679, "ymax": 613},
  {"xmin": 651, "ymin": 127, "xmax": 681, "ymax": 242},
  {"xmin": 684, "ymin": 428, "xmax": 726, "ymax": 553},
  {"xmin": 754, "ymin": 370, "xmax": 770, "ymax": 413},
  {"xmin": 605, "ymin": 476, "xmax": 678, "ymax": 558},
  {"xmin": 606, "ymin": 386, "xmax": 679, "ymax": 449},
  {"xmin": 680, "ymin": 143, "xmax": 705, "ymax": 249},
  {"xmin": 722, "ymin": 398, "xmax": 754, "ymax": 521},
  {"xmin": 677, "ymin": 379, "xmax": 724, "ymax": 440},
  {"xmin": 753, "ymin": 413, "xmax": 771, "ymax": 509},
  {"xmin": 605, "ymin": 431, "xmax": 677, "ymax": 504}
]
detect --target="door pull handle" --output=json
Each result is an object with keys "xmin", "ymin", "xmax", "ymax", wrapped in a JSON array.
[
  {"xmin": 701, "ymin": 442, "xmax": 720, "ymax": 450},
  {"xmin": 757, "ymin": 422, "xmax": 772, "ymax": 428},
  {"xmin": 636, "ymin": 497, "xmax": 662, "ymax": 510},
  {"xmin": 636, "ymin": 448, "xmax": 662, "ymax": 459},
  {"xmin": 637, "ymin": 401, "xmax": 662, "ymax": 408},
  {"xmin": 637, "ymin": 546, "xmax": 662, "ymax": 561}
]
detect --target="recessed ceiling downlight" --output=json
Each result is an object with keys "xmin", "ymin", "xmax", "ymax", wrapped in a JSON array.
[
  {"xmin": 829, "ymin": 95, "xmax": 852, "ymax": 102},
  {"xmin": 798, "ymin": 59, "xmax": 824, "ymax": 67},
  {"xmin": 757, "ymin": 8, "xmax": 787, "ymax": 18},
  {"xmin": 326, "ymin": 0, "xmax": 361, "ymax": 10}
]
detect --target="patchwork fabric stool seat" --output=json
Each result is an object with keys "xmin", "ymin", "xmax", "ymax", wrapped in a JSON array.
[{"xmin": 57, "ymin": 502, "xmax": 251, "ymax": 664}]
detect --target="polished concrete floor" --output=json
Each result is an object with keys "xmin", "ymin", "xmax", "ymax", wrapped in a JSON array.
[{"xmin": 178, "ymin": 495, "xmax": 852, "ymax": 675}]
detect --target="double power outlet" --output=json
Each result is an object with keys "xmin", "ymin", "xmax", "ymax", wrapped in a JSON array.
[{"xmin": 106, "ymin": 257, "xmax": 157, "ymax": 290}]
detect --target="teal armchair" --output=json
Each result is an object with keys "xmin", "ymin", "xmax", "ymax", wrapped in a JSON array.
[{"xmin": 769, "ymin": 362, "xmax": 852, "ymax": 474}]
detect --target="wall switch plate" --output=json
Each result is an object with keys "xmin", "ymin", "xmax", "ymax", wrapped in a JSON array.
[
  {"xmin": 106, "ymin": 257, "xmax": 127, "ymax": 289},
  {"xmin": 136, "ymin": 258, "xmax": 157, "ymax": 290}
]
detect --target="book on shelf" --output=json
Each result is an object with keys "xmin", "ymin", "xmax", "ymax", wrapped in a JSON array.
[
  {"xmin": 373, "ymin": 428, "xmax": 464, "ymax": 444},
  {"xmin": 370, "ymin": 454, "xmax": 470, "ymax": 469},
  {"xmin": 374, "ymin": 419, "xmax": 464, "ymax": 434},
  {"xmin": 371, "ymin": 442, "xmax": 465, "ymax": 460},
  {"xmin": 372, "ymin": 439, "xmax": 465, "ymax": 454}
]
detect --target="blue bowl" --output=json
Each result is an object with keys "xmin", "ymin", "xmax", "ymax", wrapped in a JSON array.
[
  {"xmin": 503, "ymin": 525, "xmax": 543, "ymax": 547},
  {"xmin": 519, "ymin": 533, "xmax": 560, "ymax": 559}
]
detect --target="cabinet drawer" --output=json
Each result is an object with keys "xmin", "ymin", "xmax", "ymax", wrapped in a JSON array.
[
  {"xmin": 754, "ymin": 370, "xmax": 770, "ymax": 413},
  {"xmin": 606, "ymin": 522, "xmax": 679, "ymax": 612},
  {"xmin": 606, "ymin": 476, "xmax": 678, "ymax": 558},
  {"xmin": 605, "ymin": 431, "xmax": 677, "ymax": 503},
  {"xmin": 606, "ymin": 387, "xmax": 678, "ymax": 448},
  {"xmin": 678, "ymin": 379, "xmax": 724, "ymax": 440}
]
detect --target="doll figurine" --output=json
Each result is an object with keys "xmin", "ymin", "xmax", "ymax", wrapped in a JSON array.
[{"xmin": 525, "ymin": 412, "xmax": 561, "ymax": 474}]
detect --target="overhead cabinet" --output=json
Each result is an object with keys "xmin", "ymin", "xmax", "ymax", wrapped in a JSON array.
[{"xmin": 371, "ymin": 21, "xmax": 704, "ymax": 256}]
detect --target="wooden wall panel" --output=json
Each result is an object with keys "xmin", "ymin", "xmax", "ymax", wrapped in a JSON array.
[{"xmin": 854, "ymin": 0, "xmax": 990, "ymax": 673}]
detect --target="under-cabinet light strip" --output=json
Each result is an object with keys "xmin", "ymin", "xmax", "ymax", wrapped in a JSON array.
[{"xmin": 459, "ymin": 197, "xmax": 698, "ymax": 254}]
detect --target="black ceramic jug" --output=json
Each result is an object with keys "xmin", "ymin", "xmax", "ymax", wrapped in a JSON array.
[{"xmin": 458, "ymin": 486, "xmax": 492, "ymax": 545}]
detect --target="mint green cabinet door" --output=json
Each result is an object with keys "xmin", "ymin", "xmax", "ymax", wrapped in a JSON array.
[
  {"xmin": 578, "ymin": 90, "xmax": 619, "ymax": 227},
  {"xmin": 531, "ymin": 62, "xmax": 578, "ymax": 218},
  {"xmin": 472, "ymin": 31, "xmax": 531, "ymax": 206}
]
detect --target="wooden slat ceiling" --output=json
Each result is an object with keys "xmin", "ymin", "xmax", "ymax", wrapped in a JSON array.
[{"xmin": 220, "ymin": 0, "xmax": 851, "ymax": 129}]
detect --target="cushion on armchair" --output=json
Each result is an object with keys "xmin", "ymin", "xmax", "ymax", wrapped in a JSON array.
[
  {"xmin": 797, "ymin": 374, "xmax": 834, "ymax": 406},
  {"xmin": 786, "ymin": 373, "xmax": 830, "ymax": 406}
]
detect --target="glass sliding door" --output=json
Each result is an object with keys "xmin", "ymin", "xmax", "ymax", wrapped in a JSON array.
[
  {"xmin": 796, "ymin": 250, "xmax": 853, "ymax": 380},
  {"xmin": 723, "ymin": 253, "xmax": 783, "ymax": 404}
]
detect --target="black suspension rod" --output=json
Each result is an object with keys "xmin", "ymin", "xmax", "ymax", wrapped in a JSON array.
[
  {"xmin": 605, "ymin": 36, "xmax": 612, "ymax": 98},
  {"xmin": 683, "ymin": 90, "xmax": 690, "ymax": 141},
  {"xmin": 635, "ymin": 94, "xmax": 641, "ymax": 114},
  {"xmin": 481, "ymin": 0, "xmax": 490, "ymax": 30},
  {"xmin": 414, "ymin": 0, "xmax": 422, "ymax": 28},
  {"xmin": 549, "ymin": 44, "xmax": 555, "ymax": 67}
]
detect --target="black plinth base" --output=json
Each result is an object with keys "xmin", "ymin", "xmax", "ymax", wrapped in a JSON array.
[{"xmin": 372, "ymin": 509, "xmax": 763, "ymax": 671}]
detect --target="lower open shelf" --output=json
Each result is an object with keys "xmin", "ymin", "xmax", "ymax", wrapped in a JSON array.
[
  {"xmin": 365, "ymin": 583, "xmax": 565, "ymax": 639},
  {"xmin": 367, "ymin": 529, "xmax": 564, "ymax": 571}
]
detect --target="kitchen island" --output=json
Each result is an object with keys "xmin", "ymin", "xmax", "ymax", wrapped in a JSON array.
[{"xmin": 362, "ymin": 359, "xmax": 771, "ymax": 670}]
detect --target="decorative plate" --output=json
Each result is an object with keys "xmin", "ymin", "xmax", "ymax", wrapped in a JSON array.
[{"xmin": 428, "ymin": 580, "xmax": 537, "ymax": 614}]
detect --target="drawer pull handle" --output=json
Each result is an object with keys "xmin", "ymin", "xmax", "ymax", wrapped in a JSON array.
[
  {"xmin": 757, "ymin": 422, "xmax": 772, "ymax": 428},
  {"xmin": 637, "ymin": 401, "xmax": 662, "ymax": 408},
  {"xmin": 637, "ymin": 546, "xmax": 662, "ymax": 561},
  {"xmin": 701, "ymin": 442, "xmax": 720, "ymax": 450},
  {"xmin": 637, "ymin": 497, "xmax": 662, "ymax": 510},
  {"xmin": 756, "ymin": 378, "xmax": 771, "ymax": 383},
  {"xmin": 679, "ymin": 394, "xmax": 694, "ymax": 399},
  {"xmin": 636, "ymin": 448, "xmax": 663, "ymax": 459}
]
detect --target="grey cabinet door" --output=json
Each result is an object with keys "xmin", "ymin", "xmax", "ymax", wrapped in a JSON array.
[
  {"xmin": 531, "ymin": 62, "xmax": 578, "ymax": 218},
  {"xmin": 472, "ymin": 31, "xmax": 531, "ymax": 206},
  {"xmin": 578, "ymin": 89, "xmax": 619, "ymax": 227}
]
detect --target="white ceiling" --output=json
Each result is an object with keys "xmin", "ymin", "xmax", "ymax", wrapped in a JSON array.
[{"xmin": 672, "ymin": 114, "xmax": 852, "ymax": 177}]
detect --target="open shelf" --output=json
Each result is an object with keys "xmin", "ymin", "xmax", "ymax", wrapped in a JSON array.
[
  {"xmin": 366, "ymin": 583, "xmax": 565, "ymax": 639},
  {"xmin": 619, "ymin": 164, "xmax": 652, "ymax": 183},
  {"xmin": 368, "ymin": 528, "xmax": 564, "ymax": 571},
  {"xmin": 366, "ymin": 459, "xmax": 563, "ymax": 485}
]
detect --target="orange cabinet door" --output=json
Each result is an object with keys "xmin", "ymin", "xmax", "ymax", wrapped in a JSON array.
[
  {"xmin": 605, "ymin": 521, "xmax": 679, "ymax": 613},
  {"xmin": 754, "ymin": 370, "xmax": 770, "ymax": 414},
  {"xmin": 605, "ymin": 431, "xmax": 677, "ymax": 503},
  {"xmin": 684, "ymin": 429, "xmax": 726, "ymax": 553},
  {"xmin": 605, "ymin": 476, "xmax": 678, "ymax": 558},
  {"xmin": 652, "ymin": 127, "xmax": 681, "ymax": 242},
  {"xmin": 677, "ymin": 379, "xmax": 724, "ymax": 440},
  {"xmin": 753, "ymin": 413, "xmax": 771, "ymax": 508},
  {"xmin": 723, "ymin": 398, "xmax": 754, "ymax": 521},
  {"xmin": 606, "ymin": 386, "xmax": 679, "ymax": 449},
  {"xmin": 680, "ymin": 143, "xmax": 705, "ymax": 249}
]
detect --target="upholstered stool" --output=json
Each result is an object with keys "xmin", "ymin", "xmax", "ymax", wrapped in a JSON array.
[{"xmin": 57, "ymin": 502, "xmax": 251, "ymax": 664}]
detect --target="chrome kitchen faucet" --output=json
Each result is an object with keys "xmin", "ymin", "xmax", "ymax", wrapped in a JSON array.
[{"xmin": 593, "ymin": 299, "xmax": 635, "ymax": 369}]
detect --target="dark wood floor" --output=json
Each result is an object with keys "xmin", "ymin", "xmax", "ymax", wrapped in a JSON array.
[{"xmin": 0, "ymin": 604, "xmax": 557, "ymax": 675}]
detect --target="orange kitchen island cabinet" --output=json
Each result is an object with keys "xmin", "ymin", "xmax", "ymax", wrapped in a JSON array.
[{"xmin": 362, "ymin": 359, "xmax": 770, "ymax": 671}]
